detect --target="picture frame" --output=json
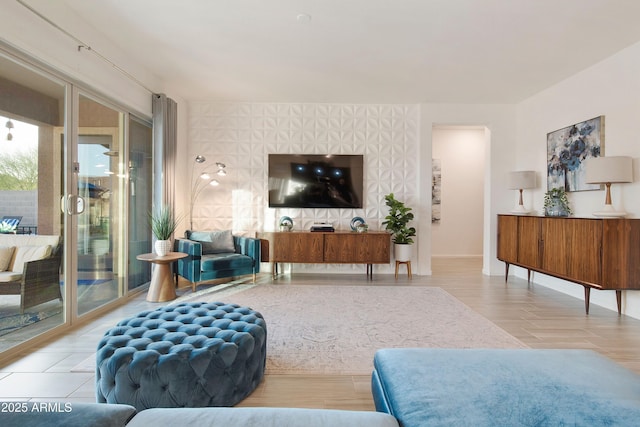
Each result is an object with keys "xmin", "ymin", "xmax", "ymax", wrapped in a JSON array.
[
  {"xmin": 432, "ymin": 159, "xmax": 441, "ymax": 223},
  {"xmin": 546, "ymin": 115, "xmax": 604, "ymax": 192}
]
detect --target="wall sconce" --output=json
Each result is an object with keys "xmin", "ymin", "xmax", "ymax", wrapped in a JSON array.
[
  {"xmin": 5, "ymin": 119, "xmax": 14, "ymax": 141},
  {"xmin": 508, "ymin": 171, "xmax": 536, "ymax": 214},
  {"xmin": 584, "ymin": 156, "xmax": 633, "ymax": 217},
  {"xmin": 189, "ymin": 155, "xmax": 226, "ymax": 229}
]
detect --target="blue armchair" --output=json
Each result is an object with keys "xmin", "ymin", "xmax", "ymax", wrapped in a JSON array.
[{"xmin": 174, "ymin": 231, "xmax": 260, "ymax": 292}]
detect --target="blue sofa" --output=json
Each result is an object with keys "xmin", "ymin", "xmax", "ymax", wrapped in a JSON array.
[
  {"xmin": 4, "ymin": 404, "xmax": 400, "ymax": 427},
  {"xmin": 174, "ymin": 230, "xmax": 260, "ymax": 291},
  {"xmin": 372, "ymin": 348, "xmax": 640, "ymax": 427}
]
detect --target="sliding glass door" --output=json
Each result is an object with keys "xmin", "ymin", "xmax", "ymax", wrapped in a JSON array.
[
  {"xmin": 0, "ymin": 52, "xmax": 66, "ymax": 352},
  {"xmin": 0, "ymin": 45, "xmax": 152, "ymax": 357},
  {"xmin": 128, "ymin": 118, "xmax": 153, "ymax": 291},
  {"xmin": 75, "ymin": 94, "xmax": 126, "ymax": 315}
]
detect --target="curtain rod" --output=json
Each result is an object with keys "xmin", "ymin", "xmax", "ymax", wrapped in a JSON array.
[{"xmin": 17, "ymin": 0, "xmax": 155, "ymax": 95}]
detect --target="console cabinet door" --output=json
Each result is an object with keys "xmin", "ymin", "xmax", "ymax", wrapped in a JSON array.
[
  {"xmin": 566, "ymin": 219, "xmax": 601, "ymax": 285},
  {"xmin": 518, "ymin": 216, "xmax": 541, "ymax": 268},
  {"xmin": 541, "ymin": 217, "xmax": 571, "ymax": 277},
  {"xmin": 273, "ymin": 232, "xmax": 324, "ymax": 263},
  {"xmin": 324, "ymin": 233, "xmax": 356, "ymax": 263},
  {"xmin": 324, "ymin": 233, "xmax": 390, "ymax": 263},
  {"xmin": 497, "ymin": 215, "xmax": 518, "ymax": 264},
  {"xmin": 602, "ymin": 219, "xmax": 640, "ymax": 290},
  {"xmin": 542, "ymin": 218, "xmax": 601, "ymax": 285},
  {"xmin": 357, "ymin": 233, "xmax": 391, "ymax": 263}
]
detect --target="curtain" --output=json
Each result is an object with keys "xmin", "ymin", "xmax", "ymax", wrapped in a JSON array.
[{"xmin": 151, "ymin": 93, "xmax": 177, "ymax": 214}]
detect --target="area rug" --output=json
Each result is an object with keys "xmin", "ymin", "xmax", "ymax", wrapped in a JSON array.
[{"xmin": 177, "ymin": 284, "xmax": 527, "ymax": 375}]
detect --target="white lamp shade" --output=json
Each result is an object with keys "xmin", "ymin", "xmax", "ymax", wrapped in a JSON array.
[
  {"xmin": 508, "ymin": 171, "xmax": 536, "ymax": 190},
  {"xmin": 585, "ymin": 156, "xmax": 633, "ymax": 184}
]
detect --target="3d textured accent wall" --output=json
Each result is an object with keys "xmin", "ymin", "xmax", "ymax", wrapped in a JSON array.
[{"xmin": 188, "ymin": 102, "xmax": 419, "ymax": 272}]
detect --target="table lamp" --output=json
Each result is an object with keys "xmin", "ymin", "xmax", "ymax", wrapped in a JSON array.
[
  {"xmin": 584, "ymin": 156, "xmax": 633, "ymax": 217},
  {"xmin": 508, "ymin": 171, "xmax": 536, "ymax": 214}
]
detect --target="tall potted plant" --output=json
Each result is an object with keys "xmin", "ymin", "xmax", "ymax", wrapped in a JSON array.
[
  {"xmin": 149, "ymin": 205, "xmax": 179, "ymax": 256},
  {"xmin": 382, "ymin": 193, "xmax": 416, "ymax": 261}
]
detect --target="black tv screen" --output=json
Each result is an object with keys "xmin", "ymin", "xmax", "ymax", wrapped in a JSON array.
[{"xmin": 268, "ymin": 154, "xmax": 364, "ymax": 208}]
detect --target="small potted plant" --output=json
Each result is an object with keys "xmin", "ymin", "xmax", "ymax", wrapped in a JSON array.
[
  {"xmin": 382, "ymin": 193, "xmax": 416, "ymax": 261},
  {"xmin": 149, "ymin": 205, "xmax": 180, "ymax": 256},
  {"xmin": 544, "ymin": 188, "xmax": 572, "ymax": 217}
]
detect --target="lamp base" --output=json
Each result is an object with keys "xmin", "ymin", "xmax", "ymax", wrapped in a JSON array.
[
  {"xmin": 510, "ymin": 204, "xmax": 531, "ymax": 215},
  {"xmin": 592, "ymin": 204, "xmax": 627, "ymax": 218},
  {"xmin": 593, "ymin": 211, "xmax": 627, "ymax": 218}
]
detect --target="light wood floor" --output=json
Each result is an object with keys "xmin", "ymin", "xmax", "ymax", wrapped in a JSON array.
[{"xmin": 1, "ymin": 257, "xmax": 640, "ymax": 409}]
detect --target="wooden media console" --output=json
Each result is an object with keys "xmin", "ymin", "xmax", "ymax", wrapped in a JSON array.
[{"xmin": 257, "ymin": 231, "xmax": 391, "ymax": 279}]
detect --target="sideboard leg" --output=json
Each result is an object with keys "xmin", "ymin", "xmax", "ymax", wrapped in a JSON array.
[
  {"xmin": 616, "ymin": 290, "xmax": 622, "ymax": 316},
  {"xmin": 584, "ymin": 287, "xmax": 591, "ymax": 315},
  {"xmin": 504, "ymin": 263, "xmax": 510, "ymax": 282},
  {"xmin": 527, "ymin": 269, "xmax": 531, "ymax": 283},
  {"xmin": 366, "ymin": 264, "xmax": 373, "ymax": 280}
]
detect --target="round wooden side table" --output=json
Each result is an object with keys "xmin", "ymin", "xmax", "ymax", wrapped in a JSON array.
[{"xmin": 137, "ymin": 252, "xmax": 187, "ymax": 302}]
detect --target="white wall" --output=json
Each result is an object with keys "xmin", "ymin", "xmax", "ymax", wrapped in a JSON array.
[
  {"xmin": 431, "ymin": 127, "xmax": 485, "ymax": 257},
  {"xmin": 185, "ymin": 102, "xmax": 421, "ymax": 275},
  {"xmin": 516, "ymin": 40, "xmax": 640, "ymax": 319}
]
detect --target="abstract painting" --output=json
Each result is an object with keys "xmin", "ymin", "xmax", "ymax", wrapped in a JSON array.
[
  {"xmin": 432, "ymin": 159, "xmax": 441, "ymax": 223},
  {"xmin": 547, "ymin": 116, "xmax": 604, "ymax": 192}
]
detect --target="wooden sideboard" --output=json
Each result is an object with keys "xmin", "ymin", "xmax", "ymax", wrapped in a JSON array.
[
  {"xmin": 497, "ymin": 214, "xmax": 640, "ymax": 315},
  {"xmin": 257, "ymin": 231, "xmax": 391, "ymax": 279}
]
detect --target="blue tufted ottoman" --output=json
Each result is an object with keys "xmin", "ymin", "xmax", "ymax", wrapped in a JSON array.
[{"xmin": 95, "ymin": 302, "xmax": 266, "ymax": 411}]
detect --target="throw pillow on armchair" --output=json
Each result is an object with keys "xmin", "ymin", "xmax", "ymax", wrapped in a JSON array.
[{"xmin": 187, "ymin": 230, "xmax": 235, "ymax": 254}]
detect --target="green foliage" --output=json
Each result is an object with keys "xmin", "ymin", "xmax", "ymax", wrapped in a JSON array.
[
  {"xmin": 0, "ymin": 149, "xmax": 38, "ymax": 190},
  {"xmin": 544, "ymin": 188, "xmax": 573, "ymax": 216},
  {"xmin": 148, "ymin": 205, "xmax": 179, "ymax": 240},
  {"xmin": 382, "ymin": 193, "xmax": 416, "ymax": 244}
]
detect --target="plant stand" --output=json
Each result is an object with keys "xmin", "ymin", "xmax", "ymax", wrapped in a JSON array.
[{"xmin": 395, "ymin": 260, "xmax": 412, "ymax": 279}]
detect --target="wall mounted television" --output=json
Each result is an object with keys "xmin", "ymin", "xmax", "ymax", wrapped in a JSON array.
[{"xmin": 268, "ymin": 154, "xmax": 364, "ymax": 208}]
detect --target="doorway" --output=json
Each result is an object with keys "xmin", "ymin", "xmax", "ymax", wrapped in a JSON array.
[{"xmin": 431, "ymin": 126, "xmax": 487, "ymax": 271}]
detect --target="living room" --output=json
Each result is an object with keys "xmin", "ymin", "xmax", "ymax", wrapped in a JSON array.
[{"xmin": 2, "ymin": 1, "xmax": 640, "ymax": 423}]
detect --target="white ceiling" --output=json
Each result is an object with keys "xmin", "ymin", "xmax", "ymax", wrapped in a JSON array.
[{"xmin": 32, "ymin": 0, "xmax": 640, "ymax": 103}]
